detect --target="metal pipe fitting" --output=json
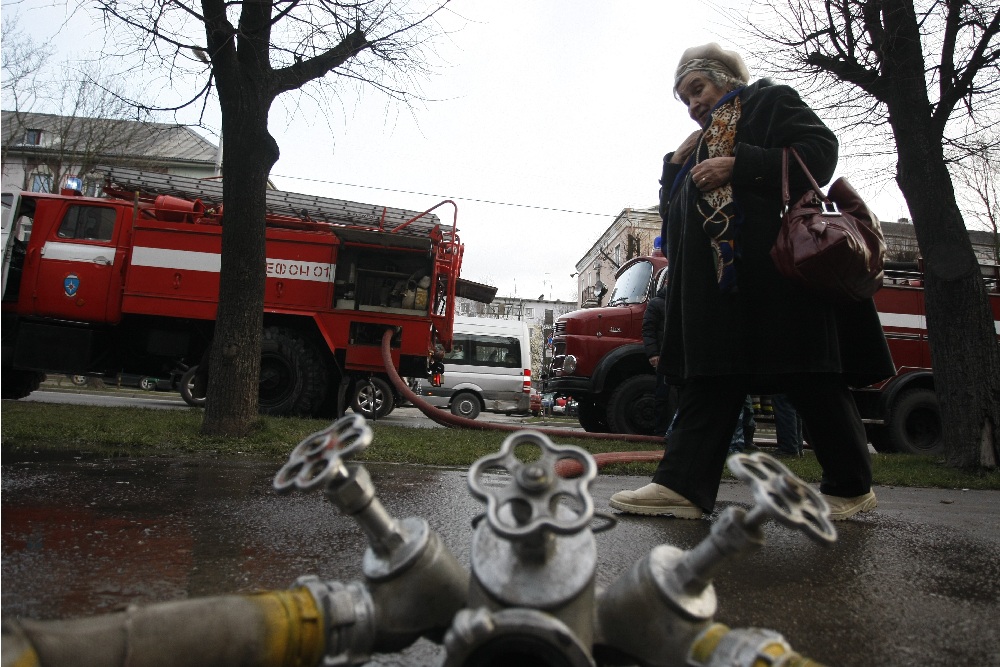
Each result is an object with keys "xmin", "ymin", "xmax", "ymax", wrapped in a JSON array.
[
  {"xmin": 294, "ymin": 577, "xmax": 376, "ymax": 666},
  {"xmin": 466, "ymin": 431, "xmax": 599, "ymax": 648},
  {"xmin": 367, "ymin": 527, "xmax": 470, "ymax": 652},
  {"xmin": 443, "ymin": 607, "xmax": 595, "ymax": 667},
  {"xmin": 596, "ymin": 544, "xmax": 715, "ymax": 667}
]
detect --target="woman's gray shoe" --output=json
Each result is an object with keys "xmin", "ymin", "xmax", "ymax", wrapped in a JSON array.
[
  {"xmin": 821, "ymin": 489, "xmax": 877, "ymax": 520},
  {"xmin": 609, "ymin": 483, "xmax": 704, "ymax": 518}
]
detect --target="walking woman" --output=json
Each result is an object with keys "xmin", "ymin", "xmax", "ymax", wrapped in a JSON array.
[{"xmin": 610, "ymin": 43, "xmax": 894, "ymax": 520}]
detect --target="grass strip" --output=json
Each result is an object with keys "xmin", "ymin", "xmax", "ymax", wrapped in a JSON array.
[{"xmin": 2, "ymin": 402, "xmax": 998, "ymax": 490}]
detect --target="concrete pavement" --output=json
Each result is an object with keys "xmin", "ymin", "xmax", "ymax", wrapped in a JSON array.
[{"xmin": 3, "ymin": 454, "xmax": 997, "ymax": 666}]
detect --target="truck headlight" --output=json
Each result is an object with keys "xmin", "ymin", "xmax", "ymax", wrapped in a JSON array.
[{"xmin": 563, "ymin": 355, "xmax": 577, "ymax": 374}]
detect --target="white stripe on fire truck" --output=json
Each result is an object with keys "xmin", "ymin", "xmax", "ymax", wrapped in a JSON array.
[
  {"xmin": 879, "ymin": 310, "xmax": 1000, "ymax": 334},
  {"xmin": 878, "ymin": 311, "xmax": 925, "ymax": 331},
  {"xmin": 130, "ymin": 247, "xmax": 335, "ymax": 283},
  {"xmin": 41, "ymin": 241, "xmax": 116, "ymax": 265}
]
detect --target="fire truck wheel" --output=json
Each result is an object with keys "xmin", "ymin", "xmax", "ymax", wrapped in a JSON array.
[
  {"xmin": 259, "ymin": 327, "xmax": 328, "ymax": 417},
  {"xmin": 576, "ymin": 399, "xmax": 609, "ymax": 433},
  {"xmin": 607, "ymin": 375, "xmax": 658, "ymax": 435},
  {"xmin": 450, "ymin": 391, "xmax": 481, "ymax": 419},
  {"xmin": 351, "ymin": 377, "xmax": 395, "ymax": 419},
  {"xmin": 886, "ymin": 387, "xmax": 943, "ymax": 455},
  {"xmin": 179, "ymin": 366, "xmax": 206, "ymax": 408}
]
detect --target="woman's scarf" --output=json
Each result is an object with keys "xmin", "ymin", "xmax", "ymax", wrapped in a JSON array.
[{"xmin": 669, "ymin": 88, "xmax": 744, "ymax": 293}]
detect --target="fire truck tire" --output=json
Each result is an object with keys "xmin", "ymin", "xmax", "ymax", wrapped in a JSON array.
[
  {"xmin": 606, "ymin": 375, "xmax": 658, "ymax": 435},
  {"xmin": 2, "ymin": 369, "xmax": 44, "ymax": 399},
  {"xmin": 351, "ymin": 377, "xmax": 395, "ymax": 419},
  {"xmin": 259, "ymin": 327, "xmax": 328, "ymax": 417},
  {"xmin": 450, "ymin": 391, "xmax": 481, "ymax": 419},
  {"xmin": 886, "ymin": 387, "xmax": 943, "ymax": 455},
  {"xmin": 576, "ymin": 399, "xmax": 610, "ymax": 433},
  {"xmin": 179, "ymin": 365, "xmax": 206, "ymax": 408}
]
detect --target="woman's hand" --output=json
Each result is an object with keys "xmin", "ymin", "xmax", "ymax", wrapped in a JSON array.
[
  {"xmin": 669, "ymin": 130, "xmax": 702, "ymax": 165},
  {"xmin": 691, "ymin": 156, "xmax": 735, "ymax": 191}
]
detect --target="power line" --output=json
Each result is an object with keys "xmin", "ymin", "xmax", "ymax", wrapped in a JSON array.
[{"xmin": 271, "ymin": 173, "xmax": 615, "ymax": 217}]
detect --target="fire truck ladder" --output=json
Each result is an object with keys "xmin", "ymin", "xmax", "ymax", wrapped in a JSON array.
[{"xmin": 100, "ymin": 166, "xmax": 452, "ymax": 241}]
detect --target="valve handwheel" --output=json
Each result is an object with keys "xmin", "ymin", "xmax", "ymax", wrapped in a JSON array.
[
  {"xmin": 728, "ymin": 452, "xmax": 837, "ymax": 545},
  {"xmin": 273, "ymin": 414, "xmax": 373, "ymax": 494},
  {"xmin": 468, "ymin": 430, "xmax": 597, "ymax": 540}
]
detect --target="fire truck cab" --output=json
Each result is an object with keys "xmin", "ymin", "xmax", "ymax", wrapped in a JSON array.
[
  {"xmin": 546, "ymin": 254, "xmax": 670, "ymax": 435},
  {"xmin": 1, "ymin": 168, "xmax": 464, "ymax": 418}
]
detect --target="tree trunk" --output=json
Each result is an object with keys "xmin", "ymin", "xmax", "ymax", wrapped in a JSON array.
[
  {"xmin": 199, "ymin": 94, "xmax": 278, "ymax": 437},
  {"xmin": 882, "ymin": 0, "xmax": 1000, "ymax": 468}
]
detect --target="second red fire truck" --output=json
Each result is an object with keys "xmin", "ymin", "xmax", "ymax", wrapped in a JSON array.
[
  {"xmin": 1, "ymin": 167, "xmax": 467, "ymax": 418},
  {"xmin": 546, "ymin": 252, "xmax": 1000, "ymax": 455}
]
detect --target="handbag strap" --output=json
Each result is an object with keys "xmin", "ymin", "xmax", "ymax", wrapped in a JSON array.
[{"xmin": 782, "ymin": 146, "xmax": 828, "ymax": 208}]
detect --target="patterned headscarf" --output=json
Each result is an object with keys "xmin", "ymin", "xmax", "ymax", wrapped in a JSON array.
[
  {"xmin": 675, "ymin": 59, "xmax": 744, "ymax": 95},
  {"xmin": 673, "ymin": 43, "xmax": 750, "ymax": 92}
]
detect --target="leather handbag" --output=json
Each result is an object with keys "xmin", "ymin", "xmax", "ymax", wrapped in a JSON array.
[{"xmin": 770, "ymin": 147, "xmax": 886, "ymax": 301}]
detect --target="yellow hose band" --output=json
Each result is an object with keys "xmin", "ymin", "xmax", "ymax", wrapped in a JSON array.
[
  {"xmin": 252, "ymin": 588, "xmax": 325, "ymax": 667},
  {"xmin": 689, "ymin": 623, "xmax": 730, "ymax": 664}
]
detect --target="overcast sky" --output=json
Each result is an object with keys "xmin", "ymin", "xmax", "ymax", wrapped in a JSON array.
[{"xmin": 3, "ymin": 0, "xmax": 913, "ymax": 301}]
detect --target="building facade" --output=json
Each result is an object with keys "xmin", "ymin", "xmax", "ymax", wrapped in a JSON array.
[
  {"xmin": 573, "ymin": 206, "xmax": 661, "ymax": 308},
  {"xmin": 882, "ymin": 218, "xmax": 998, "ymax": 264},
  {"xmin": 2, "ymin": 111, "xmax": 219, "ymax": 197}
]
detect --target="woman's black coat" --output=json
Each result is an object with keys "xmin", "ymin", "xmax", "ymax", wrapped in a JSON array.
[{"xmin": 657, "ymin": 79, "xmax": 894, "ymax": 390}]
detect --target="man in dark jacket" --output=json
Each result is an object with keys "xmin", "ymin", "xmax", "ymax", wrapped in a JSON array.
[{"xmin": 642, "ymin": 282, "xmax": 671, "ymax": 436}]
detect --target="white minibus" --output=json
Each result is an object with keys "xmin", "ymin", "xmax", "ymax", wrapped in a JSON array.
[{"xmin": 416, "ymin": 316, "xmax": 532, "ymax": 418}]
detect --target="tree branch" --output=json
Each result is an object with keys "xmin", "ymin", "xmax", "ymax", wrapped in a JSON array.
[
  {"xmin": 805, "ymin": 51, "xmax": 888, "ymax": 100},
  {"xmin": 271, "ymin": 27, "xmax": 368, "ymax": 96}
]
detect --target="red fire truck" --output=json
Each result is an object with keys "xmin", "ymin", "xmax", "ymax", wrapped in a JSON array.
[
  {"xmin": 545, "ymin": 254, "xmax": 1000, "ymax": 454},
  {"xmin": 1, "ymin": 167, "xmax": 465, "ymax": 418}
]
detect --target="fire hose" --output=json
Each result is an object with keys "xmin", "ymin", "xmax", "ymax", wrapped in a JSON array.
[{"xmin": 379, "ymin": 329, "xmax": 666, "ymax": 475}]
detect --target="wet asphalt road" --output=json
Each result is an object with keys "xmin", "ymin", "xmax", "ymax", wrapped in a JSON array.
[{"xmin": 2, "ymin": 452, "xmax": 998, "ymax": 667}]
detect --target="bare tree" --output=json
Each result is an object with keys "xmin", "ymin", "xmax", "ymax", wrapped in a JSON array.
[
  {"xmin": 3, "ymin": 79, "xmax": 159, "ymax": 194},
  {"xmin": 0, "ymin": 17, "xmax": 51, "ymax": 115},
  {"xmin": 740, "ymin": 0, "xmax": 1000, "ymax": 468},
  {"xmin": 3, "ymin": 18, "xmax": 158, "ymax": 194},
  {"xmin": 2, "ymin": 17, "xmax": 52, "ymax": 169},
  {"xmin": 953, "ymin": 147, "xmax": 1000, "ymax": 263},
  {"xmin": 92, "ymin": 0, "xmax": 450, "ymax": 436}
]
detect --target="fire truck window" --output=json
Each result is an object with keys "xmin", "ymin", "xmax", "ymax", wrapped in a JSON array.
[{"xmin": 57, "ymin": 205, "xmax": 116, "ymax": 242}]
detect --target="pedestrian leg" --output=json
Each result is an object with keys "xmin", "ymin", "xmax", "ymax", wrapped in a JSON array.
[
  {"xmin": 651, "ymin": 378, "xmax": 748, "ymax": 512},
  {"xmin": 784, "ymin": 375, "xmax": 872, "ymax": 498}
]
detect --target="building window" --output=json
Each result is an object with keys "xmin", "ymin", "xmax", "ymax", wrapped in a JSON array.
[
  {"xmin": 23, "ymin": 129, "xmax": 42, "ymax": 145},
  {"xmin": 30, "ymin": 173, "xmax": 52, "ymax": 193},
  {"xmin": 83, "ymin": 178, "xmax": 103, "ymax": 197},
  {"xmin": 525, "ymin": 307, "xmax": 534, "ymax": 318}
]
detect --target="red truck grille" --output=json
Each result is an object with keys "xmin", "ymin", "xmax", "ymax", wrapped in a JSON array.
[{"xmin": 553, "ymin": 321, "xmax": 566, "ymax": 336}]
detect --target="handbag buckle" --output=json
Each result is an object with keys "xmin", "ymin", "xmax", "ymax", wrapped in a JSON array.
[{"xmin": 821, "ymin": 201, "xmax": 840, "ymax": 216}]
